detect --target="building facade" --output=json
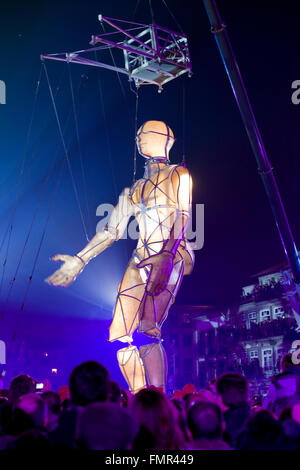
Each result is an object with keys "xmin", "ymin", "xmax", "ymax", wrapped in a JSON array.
[{"xmin": 164, "ymin": 268, "xmax": 299, "ymax": 395}]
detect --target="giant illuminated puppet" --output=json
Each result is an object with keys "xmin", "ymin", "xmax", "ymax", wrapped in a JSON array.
[{"xmin": 46, "ymin": 120, "xmax": 194, "ymax": 393}]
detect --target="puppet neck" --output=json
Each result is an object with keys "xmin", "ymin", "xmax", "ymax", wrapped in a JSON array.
[{"xmin": 143, "ymin": 158, "xmax": 168, "ymax": 178}]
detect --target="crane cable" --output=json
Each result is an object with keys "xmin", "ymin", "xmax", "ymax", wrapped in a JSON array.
[
  {"xmin": 0, "ymin": 66, "xmax": 68, "ymax": 263},
  {"xmin": 0, "ymin": 66, "xmax": 43, "ymax": 298},
  {"xmin": 7, "ymin": 156, "xmax": 67, "ymax": 356},
  {"xmin": 1, "ymin": 68, "xmax": 86, "ymax": 332},
  {"xmin": 94, "ymin": 50, "xmax": 119, "ymax": 202},
  {"xmin": 67, "ymin": 63, "xmax": 92, "ymax": 241},
  {"xmin": 43, "ymin": 61, "xmax": 90, "ymax": 243}
]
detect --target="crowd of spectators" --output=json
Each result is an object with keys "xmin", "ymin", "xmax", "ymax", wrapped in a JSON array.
[
  {"xmin": 1, "ymin": 354, "xmax": 300, "ymax": 450},
  {"xmin": 198, "ymin": 318, "xmax": 296, "ymax": 359},
  {"xmin": 238, "ymin": 317, "xmax": 295, "ymax": 341},
  {"xmin": 241, "ymin": 280, "xmax": 284, "ymax": 303}
]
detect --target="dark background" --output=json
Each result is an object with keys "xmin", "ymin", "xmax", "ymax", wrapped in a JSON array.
[{"xmin": 0, "ymin": 0, "xmax": 299, "ymax": 387}]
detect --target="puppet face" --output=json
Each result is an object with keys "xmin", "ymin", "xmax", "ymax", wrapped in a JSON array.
[{"xmin": 136, "ymin": 120, "xmax": 175, "ymax": 160}]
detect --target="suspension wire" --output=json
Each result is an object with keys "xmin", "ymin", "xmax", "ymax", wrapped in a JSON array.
[
  {"xmin": 1, "ymin": 72, "xmax": 86, "ymax": 334},
  {"xmin": 132, "ymin": 0, "xmax": 141, "ymax": 20},
  {"xmin": 94, "ymin": 51, "xmax": 119, "ymax": 201},
  {"xmin": 182, "ymin": 80, "xmax": 186, "ymax": 166},
  {"xmin": 129, "ymin": 80, "xmax": 139, "ymax": 183},
  {"xmin": 100, "ymin": 22, "xmax": 128, "ymax": 103},
  {"xmin": 0, "ymin": 95, "xmax": 80, "ymax": 320},
  {"xmin": 0, "ymin": 231, "xmax": 10, "ymax": 299},
  {"xmin": 93, "ymin": 53, "xmax": 132, "ymax": 261},
  {"xmin": 67, "ymin": 62, "xmax": 91, "ymax": 241},
  {"xmin": 0, "ymin": 225, "xmax": 9, "ymax": 258},
  {"xmin": 149, "ymin": 0, "xmax": 155, "ymax": 23},
  {"xmin": 99, "ymin": 15, "xmax": 144, "ymax": 188},
  {"xmin": 0, "ymin": 65, "xmax": 43, "ymax": 297},
  {"xmin": 43, "ymin": 61, "xmax": 90, "ymax": 242},
  {"xmin": 0, "ymin": 65, "xmax": 66, "ymax": 261},
  {"xmin": 0, "ymin": 138, "xmax": 62, "ymax": 319},
  {"xmin": 0, "ymin": 66, "xmax": 42, "ymax": 253},
  {"xmin": 162, "ymin": 0, "xmax": 185, "ymax": 34},
  {"xmin": 7, "ymin": 156, "xmax": 67, "ymax": 355}
]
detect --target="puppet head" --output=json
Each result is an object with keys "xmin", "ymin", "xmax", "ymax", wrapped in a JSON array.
[{"xmin": 136, "ymin": 120, "xmax": 175, "ymax": 161}]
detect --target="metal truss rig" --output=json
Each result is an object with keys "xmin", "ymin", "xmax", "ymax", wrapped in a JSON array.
[{"xmin": 41, "ymin": 15, "xmax": 192, "ymax": 91}]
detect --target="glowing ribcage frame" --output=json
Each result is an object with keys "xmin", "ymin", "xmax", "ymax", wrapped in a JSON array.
[{"xmin": 108, "ymin": 163, "xmax": 194, "ymax": 392}]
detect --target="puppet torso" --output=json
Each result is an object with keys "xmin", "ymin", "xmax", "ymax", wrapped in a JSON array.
[{"xmin": 129, "ymin": 164, "xmax": 194, "ymax": 273}]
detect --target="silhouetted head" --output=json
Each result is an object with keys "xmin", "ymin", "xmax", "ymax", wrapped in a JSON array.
[
  {"xmin": 280, "ymin": 353, "xmax": 297, "ymax": 372},
  {"xmin": 132, "ymin": 387, "xmax": 186, "ymax": 450},
  {"xmin": 14, "ymin": 393, "xmax": 46, "ymax": 434},
  {"xmin": 69, "ymin": 361, "xmax": 110, "ymax": 406},
  {"xmin": 187, "ymin": 401, "xmax": 223, "ymax": 441},
  {"xmin": 41, "ymin": 391, "xmax": 60, "ymax": 415},
  {"xmin": 76, "ymin": 402, "xmax": 139, "ymax": 450},
  {"xmin": 237, "ymin": 410, "xmax": 285, "ymax": 450},
  {"xmin": 216, "ymin": 373, "xmax": 248, "ymax": 408},
  {"xmin": 8, "ymin": 374, "xmax": 36, "ymax": 404}
]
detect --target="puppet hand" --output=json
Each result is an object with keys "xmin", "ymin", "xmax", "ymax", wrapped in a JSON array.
[
  {"xmin": 45, "ymin": 254, "xmax": 85, "ymax": 287},
  {"xmin": 137, "ymin": 251, "xmax": 174, "ymax": 296}
]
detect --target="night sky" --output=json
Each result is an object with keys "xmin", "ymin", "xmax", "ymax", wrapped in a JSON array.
[{"xmin": 0, "ymin": 1, "xmax": 300, "ymax": 383}]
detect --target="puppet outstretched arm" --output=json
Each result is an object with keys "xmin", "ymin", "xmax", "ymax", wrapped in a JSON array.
[{"xmin": 45, "ymin": 188, "xmax": 133, "ymax": 287}]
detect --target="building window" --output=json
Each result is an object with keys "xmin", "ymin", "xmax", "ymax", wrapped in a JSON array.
[
  {"xmin": 250, "ymin": 350, "xmax": 258, "ymax": 360},
  {"xmin": 276, "ymin": 348, "xmax": 285, "ymax": 362},
  {"xmin": 273, "ymin": 306, "xmax": 284, "ymax": 319},
  {"xmin": 260, "ymin": 309, "xmax": 271, "ymax": 322},
  {"xmin": 262, "ymin": 349, "xmax": 273, "ymax": 370},
  {"xmin": 248, "ymin": 312, "xmax": 257, "ymax": 324}
]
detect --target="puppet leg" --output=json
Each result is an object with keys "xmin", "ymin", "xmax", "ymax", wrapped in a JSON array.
[
  {"xmin": 139, "ymin": 341, "xmax": 167, "ymax": 390},
  {"xmin": 138, "ymin": 255, "xmax": 185, "ymax": 338},
  {"xmin": 138, "ymin": 255, "xmax": 185, "ymax": 391},
  {"xmin": 109, "ymin": 257, "xmax": 145, "ymax": 343},
  {"xmin": 110, "ymin": 255, "xmax": 184, "ymax": 392},
  {"xmin": 117, "ymin": 345, "xmax": 146, "ymax": 393},
  {"xmin": 110, "ymin": 257, "xmax": 147, "ymax": 392}
]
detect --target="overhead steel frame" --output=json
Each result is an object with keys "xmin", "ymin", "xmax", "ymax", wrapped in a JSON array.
[{"xmin": 41, "ymin": 15, "xmax": 192, "ymax": 91}]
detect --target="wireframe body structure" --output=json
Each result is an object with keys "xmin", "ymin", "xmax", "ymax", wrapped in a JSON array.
[{"xmin": 46, "ymin": 120, "xmax": 194, "ymax": 392}]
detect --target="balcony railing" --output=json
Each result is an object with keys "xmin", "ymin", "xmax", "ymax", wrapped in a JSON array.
[{"xmin": 240, "ymin": 282, "xmax": 285, "ymax": 304}]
